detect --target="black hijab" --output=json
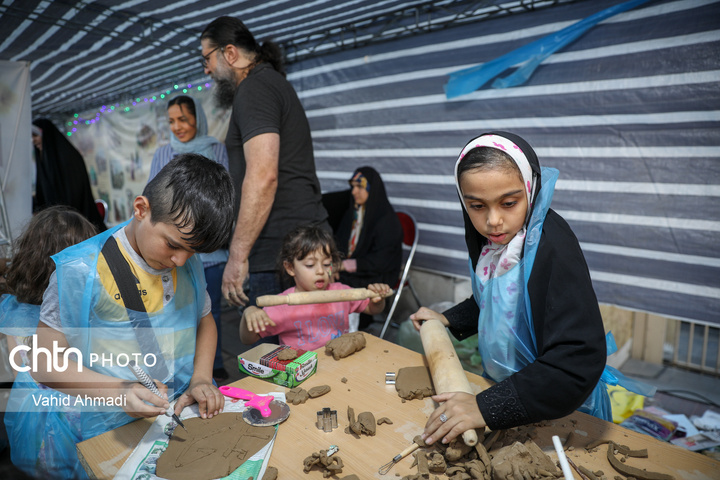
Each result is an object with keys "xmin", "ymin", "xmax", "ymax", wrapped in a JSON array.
[
  {"xmin": 336, "ymin": 166, "xmax": 394, "ymax": 256},
  {"xmin": 455, "ymin": 131, "xmax": 541, "ymax": 269},
  {"xmin": 33, "ymin": 119, "xmax": 106, "ymax": 231}
]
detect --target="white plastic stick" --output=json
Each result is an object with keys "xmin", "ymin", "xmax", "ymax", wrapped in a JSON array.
[{"xmin": 552, "ymin": 435, "xmax": 575, "ymax": 480}]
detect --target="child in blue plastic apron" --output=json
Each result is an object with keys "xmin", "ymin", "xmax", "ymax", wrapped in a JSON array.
[
  {"xmin": 4, "ymin": 153, "xmax": 234, "ymax": 479},
  {"xmin": 0, "ymin": 206, "xmax": 97, "ymax": 371},
  {"xmin": 411, "ymin": 132, "xmax": 653, "ymax": 446},
  {"xmin": 148, "ymin": 95, "xmax": 231, "ymax": 382}
]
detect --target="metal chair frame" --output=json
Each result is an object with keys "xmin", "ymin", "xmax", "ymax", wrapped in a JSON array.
[{"xmin": 380, "ymin": 210, "xmax": 421, "ymax": 339}]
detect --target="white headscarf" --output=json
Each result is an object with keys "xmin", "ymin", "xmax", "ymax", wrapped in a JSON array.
[{"xmin": 454, "ymin": 133, "xmax": 538, "ymax": 283}]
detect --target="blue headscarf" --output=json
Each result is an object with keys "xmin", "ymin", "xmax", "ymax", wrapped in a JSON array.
[{"xmin": 168, "ymin": 96, "xmax": 219, "ymax": 160}]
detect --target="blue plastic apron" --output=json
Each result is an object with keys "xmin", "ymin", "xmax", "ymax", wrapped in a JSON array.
[
  {"xmin": 470, "ymin": 167, "xmax": 615, "ymax": 421},
  {"xmin": 4, "ymin": 221, "xmax": 205, "ymax": 478}
]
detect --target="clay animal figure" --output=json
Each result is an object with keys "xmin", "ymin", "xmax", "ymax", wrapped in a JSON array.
[
  {"xmin": 156, "ymin": 413, "xmax": 275, "ymax": 480},
  {"xmin": 325, "ymin": 332, "xmax": 366, "ymax": 360}
]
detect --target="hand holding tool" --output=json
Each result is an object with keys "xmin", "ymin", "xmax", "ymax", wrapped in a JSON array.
[
  {"xmin": 257, "ymin": 287, "xmax": 393, "ymax": 307},
  {"xmin": 128, "ymin": 361, "xmax": 187, "ymax": 432},
  {"xmin": 419, "ymin": 319, "xmax": 479, "ymax": 446}
]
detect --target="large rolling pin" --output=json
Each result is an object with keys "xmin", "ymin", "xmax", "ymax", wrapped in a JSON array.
[
  {"xmin": 256, "ymin": 288, "xmax": 393, "ymax": 307},
  {"xmin": 420, "ymin": 319, "xmax": 479, "ymax": 446}
]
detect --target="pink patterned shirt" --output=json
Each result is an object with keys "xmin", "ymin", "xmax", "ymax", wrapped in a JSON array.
[{"xmin": 259, "ymin": 283, "xmax": 370, "ymax": 351}]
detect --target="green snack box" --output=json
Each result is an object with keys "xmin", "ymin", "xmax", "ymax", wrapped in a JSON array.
[{"xmin": 237, "ymin": 344, "xmax": 317, "ymax": 388}]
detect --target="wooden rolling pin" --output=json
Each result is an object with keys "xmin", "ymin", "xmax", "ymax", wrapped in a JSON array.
[
  {"xmin": 419, "ymin": 318, "xmax": 479, "ymax": 447},
  {"xmin": 256, "ymin": 288, "xmax": 393, "ymax": 307}
]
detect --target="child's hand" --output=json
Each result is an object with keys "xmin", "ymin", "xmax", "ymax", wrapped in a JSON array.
[
  {"xmin": 243, "ymin": 306, "xmax": 276, "ymax": 333},
  {"xmin": 123, "ymin": 379, "xmax": 171, "ymax": 418},
  {"xmin": 367, "ymin": 283, "xmax": 391, "ymax": 303},
  {"xmin": 422, "ymin": 392, "xmax": 486, "ymax": 446},
  {"xmin": 175, "ymin": 380, "xmax": 225, "ymax": 419},
  {"xmin": 410, "ymin": 307, "xmax": 449, "ymax": 331}
]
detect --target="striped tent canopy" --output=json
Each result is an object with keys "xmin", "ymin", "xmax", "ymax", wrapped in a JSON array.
[
  {"xmin": 0, "ymin": 0, "xmax": 567, "ymax": 118},
  {"xmin": 1, "ymin": 0, "xmax": 718, "ymax": 325},
  {"xmin": 298, "ymin": 0, "xmax": 720, "ymax": 326}
]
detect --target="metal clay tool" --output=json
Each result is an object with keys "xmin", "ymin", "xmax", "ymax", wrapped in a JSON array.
[
  {"xmin": 385, "ymin": 372, "xmax": 396, "ymax": 385},
  {"xmin": 128, "ymin": 362, "xmax": 187, "ymax": 432},
  {"xmin": 378, "ymin": 441, "xmax": 420, "ymax": 475},
  {"xmin": 219, "ymin": 385, "xmax": 290, "ymax": 426},
  {"xmin": 316, "ymin": 407, "xmax": 338, "ymax": 432}
]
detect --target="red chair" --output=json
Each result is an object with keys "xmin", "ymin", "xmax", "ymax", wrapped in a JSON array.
[{"xmin": 380, "ymin": 211, "xmax": 421, "ymax": 339}]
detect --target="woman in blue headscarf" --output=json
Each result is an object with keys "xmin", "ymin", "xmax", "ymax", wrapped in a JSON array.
[{"xmin": 149, "ymin": 95, "xmax": 230, "ymax": 381}]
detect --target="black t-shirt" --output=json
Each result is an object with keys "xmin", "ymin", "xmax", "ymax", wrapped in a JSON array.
[{"xmin": 225, "ymin": 63, "xmax": 328, "ymax": 272}]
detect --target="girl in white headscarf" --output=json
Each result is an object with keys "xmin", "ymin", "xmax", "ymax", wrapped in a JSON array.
[
  {"xmin": 411, "ymin": 131, "xmax": 637, "ymax": 445},
  {"xmin": 149, "ymin": 95, "xmax": 231, "ymax": 381}
]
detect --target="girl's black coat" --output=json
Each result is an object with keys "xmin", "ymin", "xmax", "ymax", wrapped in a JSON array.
[
  {"xmin": 446, "ymin": 209, "xmax": 607, "ymax": 430},
  {"xmin": 447, "ymin": 131, "xmax": 605, "ymax": 430}
]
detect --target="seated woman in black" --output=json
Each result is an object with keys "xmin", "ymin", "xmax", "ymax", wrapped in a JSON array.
[{"xmin": 335, "ymin": 167, "xmax": 403, "ymax": 329}]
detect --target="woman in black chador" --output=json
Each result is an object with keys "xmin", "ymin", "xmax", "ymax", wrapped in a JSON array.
[{"xmin": 32, "ymin": 118, "xmax": 106, "ymax": 231}]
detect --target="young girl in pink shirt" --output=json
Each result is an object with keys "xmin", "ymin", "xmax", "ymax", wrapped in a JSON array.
[{"xmin": 239, "ymin": 225, "xmax": 391, "ymax": 350}]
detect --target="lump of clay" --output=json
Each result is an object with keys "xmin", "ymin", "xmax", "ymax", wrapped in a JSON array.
[
  {"xmin": 262, "ymin": 466, "xmax": 278, "ymax": 480},
  {"xmin": 491, "ymin": 440, "xmax": 560, "ymax": 480},
  {"xmin": 156, "ymin": 414, "xmax": 275, "ymax": 480},
  {"xmin": 357, "ymin": 412, "xmax": 377, "ymax": 436},
  {"xmin": 377, "ymin": 417, "xmax": 393, "ymax": 425},
  {"xmin": 445, "ymin": 437, "xmax": 474, "ymax": 462},
  {"xmin": 303, "ymin": 449, "xmax": 344, "ymax": 478},
  {"xmin": 308, "ymin": 385, "xmax": 331, "ymax": 398},
  {"xmin": 395, "ymin": 366, "xmax": 435, "ymax": 400},
  {"xmin": 428, "ymin": 452, "xmax": 446, "ymax": 473},
  {"xmin": 286, "ymin": 386, "xmax": 309, "ymax": 405},
  {"xmin": 345, "ymin": 406, "xmax": 376, "ymax": 436},
  {"xmin": 277, "ymin": 348, "xmax": 298, "ymax": 361},
  {"xmin": 325, "ymin": 332, "xmax": 366, "ymax": 360}
]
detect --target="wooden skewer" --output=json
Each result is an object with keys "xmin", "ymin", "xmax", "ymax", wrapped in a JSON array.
[{"xmin": 256, "ymin": 288, "xmax": 393, "ymax": 307}]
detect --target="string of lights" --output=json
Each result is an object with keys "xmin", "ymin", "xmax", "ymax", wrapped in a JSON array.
[{"xmin": 63, "ymin": 81, "xmax": 213, "ymax": 137}]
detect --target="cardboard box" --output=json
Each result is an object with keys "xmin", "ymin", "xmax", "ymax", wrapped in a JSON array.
[{"xmin": 237, "ymin": 344, "xmax": 317, "ymax": 388}]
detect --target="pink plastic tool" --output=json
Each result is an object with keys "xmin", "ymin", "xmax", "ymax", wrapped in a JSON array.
[{"xmin": 218, "ymin": 386, "xmax": 274, "ymax": 417}]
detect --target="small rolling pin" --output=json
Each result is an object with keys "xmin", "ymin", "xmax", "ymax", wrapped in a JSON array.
[
  {"xmin": 419, "ymin": 318, "xmax": 479, "ymax": 447},
  {"xmin": 256, "ymin": 287, "xmax": 393, "ymax": 307}
]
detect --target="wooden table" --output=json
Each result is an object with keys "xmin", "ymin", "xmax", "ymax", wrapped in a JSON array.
[{"xmin": 78, "ymin": 334, "xmax": 719, "ymax": 479}]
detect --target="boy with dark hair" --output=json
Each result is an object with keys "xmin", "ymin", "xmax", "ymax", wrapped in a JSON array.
[{"xmin": 4, "ymin": 153, "xmax": 235, "ymax": 478}]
